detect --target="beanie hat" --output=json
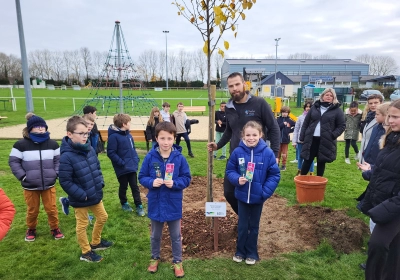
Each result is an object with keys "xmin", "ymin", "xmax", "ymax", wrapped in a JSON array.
[{"xmin": 26, "ymin": 113, "xmax": 48, "ymax": 132}]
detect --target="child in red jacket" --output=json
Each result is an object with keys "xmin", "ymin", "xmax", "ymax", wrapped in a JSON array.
[{"xmin": 0, "ymin": 188, "xmax": 16, "ymax": 241}]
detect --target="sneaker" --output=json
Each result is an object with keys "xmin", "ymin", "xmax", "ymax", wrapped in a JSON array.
[
  {"xmin": 354, "ymin": 153, "xmax": 359, "ymax": 160},
  {"xmin": 91, "ymin": 239, "xmax": 113, "ymax": 251},
  {"xmin": 148, "ymin": 258, "xmax": 160, "ymax": 273},
  {"xmin": 280, "ymin": 165, "xmax": 286, "ymax": 171},
  {"xmin": 136, "ymin": 205, "xmax": 145, "ymax": 217},
  {"xmin": 59, "ymin": 197, "xmax": 69, "ymax": 215},
  {"xmin": 80, "ymin": 250, "xmax": 103, "ymax": 263},
  {"xmin": 290, "ymin": 159, "xmax": 298, "ymax": 163},
  {"xmin": 121, "ymin": 202, "xmax": 133, "ymax": 212},
  {"xmin": 245, "ymin": 258, "xmax": 256, "ymax": 265},
  {"xmin": 51, "ymin": 228, "xmax": 65, "ymax": 240},
  {"xmin": 345, "ymin": 158, "xmax": 351, "ymax": 164},
  {"xmin": 25, "ymin": 229, "xmax": 36, "ymax": 242},
  {"xmin": 218, "ymin": 155, "xmax": 227, "ymax": 160},
  {"xmin": 232, "ymin": 255, "xmax": 243, "ymax": 263},
  {"xmin": 188, "ymin": 153, "xmax": 194, "ymax": 158},
  {"xmin": 172, "ymin": 262, "xmax": 185, "ymax": 278}
]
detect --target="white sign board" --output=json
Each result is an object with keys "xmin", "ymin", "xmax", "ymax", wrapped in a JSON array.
[
  {"xmin": 205, "ymin": 202, "xmax": 226, "ymax": 217},
  {"xmin": 154, "ymin": 87, "xmax": 163, "ymax": 91}
]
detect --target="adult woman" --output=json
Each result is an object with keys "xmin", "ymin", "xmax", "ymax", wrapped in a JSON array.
[
  {"xmin": 299, "ymin": 88, "xmax": 346, "ymax": 176},
  {"xmin": 359, "ymin": 94, "xmax": 383, "ymax": 163},
  {"xmin": 359, "ymin": 99, "xmax": 400, "ymax": 279}
]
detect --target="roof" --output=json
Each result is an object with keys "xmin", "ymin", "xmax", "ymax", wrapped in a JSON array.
[
  {"xmin": 366, "ymin": 75, "xmax": 400, "ymax": 82},
  {"xmin": 224, "ymin": 58, "xmax": 368, "ymax": 66},
  {"xmin": 260, "ymin": 71, "xmax": 294, "ymax": 85}
]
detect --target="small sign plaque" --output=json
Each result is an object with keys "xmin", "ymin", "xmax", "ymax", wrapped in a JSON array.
[{"xmin": 205, "ymin": 202, "xmax": 226, "ymax": 217}]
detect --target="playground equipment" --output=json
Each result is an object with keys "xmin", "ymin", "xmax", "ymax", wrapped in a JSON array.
[{"xmin": 71, "ymin": 21, "xmax": 158, "ymax": 129}]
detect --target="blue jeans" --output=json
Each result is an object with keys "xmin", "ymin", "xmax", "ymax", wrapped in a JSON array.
[
  {"xmin": 236, "ymin": 200, "xmax": 263, "ymax": 260},
  {"xmin": 150, "ymin": 219, "xmax": 182, "ymax": 263},
  {"xmin": 297, "ymin": 143, "xmax": 314, "ymax": 172}
]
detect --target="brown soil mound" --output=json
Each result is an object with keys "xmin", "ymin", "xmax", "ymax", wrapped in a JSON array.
[{"xmin": 143, "ymin": 176, "xmax": 369, "ymax": 261}]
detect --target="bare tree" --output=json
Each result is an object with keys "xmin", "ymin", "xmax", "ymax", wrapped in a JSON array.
[
  {"xmin": 92, "ymin": 51, "xmax": 107, "ymax": 80},
  {"xmin": 177, "ymin": 49, "xmax": 191, "ymax": 82},
  {"xmin": 194, "ymin": 49, "xmax": 207, "ymax": 82},
  {"xmin": 313, "ymin": 54, "xmax": 336, "ymax": 59},
  {"xmin": 63, "ymin": 50, "xmax": 73, "ymax": 84},
  {"xmin": 8, "ymin": 55, "xmax": 22, "ymax": 82},
  {"xmin": 355, "ymin": 54, "xmax": 398, "ymax": 75},
  {"xmin": 287, "ymin": 52, "xmax": 313, "ymax": 59},
  {"xmin": 168, "ymin": 51, "xmax": 178, "ymax": 82},
  {"xmin": 51, "ymin": 51, "xmax": 64, "ymax": 81},
  {"xmin": 29, "ymin": 50, "xmax": 45, "ymax": 78},
  {"xmin": 148, "ymin": 50, "xmax": 158, "ymax": 81},
  {"xmin": 158, "ymin": 51, "xmax": 165, "ymax": 81},
  {"xmin": 41, "ymin": 49, "xmax": 53, "ymax": 79},
  {"xmin": 70, "ymin": 49, "xmax": 82, "ymax": 83},
  {"xmin": 137, "ymin": 50, "xmax": 153, "ymax": 82},
  {"xmin": 80, "ymin": 47, "xmax": 92, "ymax": 82},
  {"xmin": 0, "ymin": 52, "xmax": 10, "ymax": 79}
]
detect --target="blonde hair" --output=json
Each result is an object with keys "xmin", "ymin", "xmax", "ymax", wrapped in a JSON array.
[
  {"xmin": 376, "ymin": 102, "xmax": 390, "ymax": 116},
  {"xmin": 82, "ymin": 113, "xmax": 95, "ymax": 123},
  {"xmin": 241, "ymin": 121, "xmax": 263, "ymax": 138},
  {"xmin": 113, "ymin": 114, "xmax": 131, "ymax": 128},
  {"xmin": 320, "ymin": 88, "xmax": 339, "ymax": 104},
  {"xmin": 147, "ymin": 107, "xmax": 164, "ymax": 126},
  {"xmin": 361, "ymin": 103, "xmax": 369, "ymax": 121},
  {"xmin": 380, "ymin": 99, "xmax": 400, "ymax": 148}
]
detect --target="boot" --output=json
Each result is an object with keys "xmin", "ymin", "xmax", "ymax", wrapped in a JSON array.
[{"xmin": 296, "ymin": 169, "xmax": 301, "ymax": 176}]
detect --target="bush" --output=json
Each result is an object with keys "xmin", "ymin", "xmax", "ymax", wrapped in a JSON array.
[{"xmin": 0, "ymin": 78, "xmax": 10, "ymax": 85}]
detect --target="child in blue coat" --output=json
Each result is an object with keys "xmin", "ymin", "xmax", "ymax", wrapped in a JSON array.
[
  {"xmin": 226, "ymin": 120, "xmax": 280, "ymax": 265},
  {"xmin": 107, "ymin": 113, "xmax": 145, "ymax": 216},
  {"xmin": 139, "ymin": 122, "xmax": 191, "ymax": 278}
]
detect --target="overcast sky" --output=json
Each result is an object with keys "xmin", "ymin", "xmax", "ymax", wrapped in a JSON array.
[{"xmin": 1, "ymin": 0, "xmax": 400, "ymax": 73}]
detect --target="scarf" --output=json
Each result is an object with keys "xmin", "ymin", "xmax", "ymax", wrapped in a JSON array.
[
  {"xmin": 365, "ymin": 111, "xmax": 376, "ymax": 125},
  {"xmin": 320, "ymin": 101, "xmax": 332, "ymax": 108},
  {"xmin": 29, "ymin": 132, "xmax": 50, "ymax": 143},
  {"xmin": 68, "ymin": 138, "xmax": 91, "ymax": 152}
]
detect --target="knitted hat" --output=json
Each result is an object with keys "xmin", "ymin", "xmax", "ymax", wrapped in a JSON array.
[{"xmin": 26, "ymin": 113, "xmax": 48, "ymax": 132}]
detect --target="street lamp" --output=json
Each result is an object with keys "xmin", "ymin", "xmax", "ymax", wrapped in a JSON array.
[
  {"xmin": 274, "ymin": 38, "xmax": 281, "ymax": 97},
  {"xmin": 163, "ymin": 30, "xmax": 169, "ymax": 90}
]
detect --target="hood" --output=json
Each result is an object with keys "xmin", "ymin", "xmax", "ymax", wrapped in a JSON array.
[
  {"xmin": 345, "ymin": 108, "xmax": 363, "ymax": 115},
  {"xmin": 148, "ymin": 144, "xmax": 183, "ymax": 159},
  {"xmin": 314, "ymin": 100, "xmax": 341, "ymax": 110},
  {"xmin": 238, "ymin": 138, "xmax": 268, "ymax": 153},
  {"xmin": 22, "ymin": 127, "xmax": 30, "ymax": 139},
  {"xmin": 108, "ymin": 124, "xmax": 129, "ymax": 136}
]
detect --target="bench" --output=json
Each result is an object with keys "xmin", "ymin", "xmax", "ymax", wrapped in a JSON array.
[
  {"xmin": 185, "ymin": 106, "xmax": 206, "ymax": 115},
  {"xmin": 0, "ymin": 116, "xmax": 8, "ymax": 120},
  {"xmin": 98, "ymin": 129, "xmax": 149, "ymax": 151}
]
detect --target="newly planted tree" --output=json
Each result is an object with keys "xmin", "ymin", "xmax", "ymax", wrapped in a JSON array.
[{"xmin": 173, "ymin": 0, "xmax": 257, "ymax": 209}]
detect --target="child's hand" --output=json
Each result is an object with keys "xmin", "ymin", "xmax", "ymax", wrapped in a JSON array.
[
  {"xmin": 164, "ymin": 180, "xmax": 174, "ymax": 188},
  {"xmin": 357, "ymin": 162, "xmax": 371, "ymax": 171},
  {"xmin": 153, "ymin": 178, "xmax": 163, "ymax": 187},
  {"xmin": 238, "ymin": 177, "xmax": 248, "ymax": 185}
]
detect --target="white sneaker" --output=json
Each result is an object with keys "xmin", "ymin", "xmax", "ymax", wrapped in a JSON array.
[
  {"xmin": 245, "ymin": 258, "xmax": 256, "ymax": 265},
  {"xmin": 233, "ymin": 255, "xmax": 243, "ymax": 263},
  {"xmin": 290, "ymin": 159, "xmax": 298, "ymax": 163},
  {"xmin": 345, "ymin": 158, "xmax": 351, "ymax": 164},
  {"xmin": 314, "ymin": 162, "xmax": 317, "ymax": 167},
  {"xmin": 354, "ymin": 153, "xmax": 359, "ymax": 160}
]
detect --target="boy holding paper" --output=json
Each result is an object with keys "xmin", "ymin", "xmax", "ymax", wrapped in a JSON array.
[
  {"xmin": 226, "ymin": 121, "xmax": 280, "ymax": 265},
  {"xmin": 138, "ymin": 121, "xmax": 191, "ymax": 278}
]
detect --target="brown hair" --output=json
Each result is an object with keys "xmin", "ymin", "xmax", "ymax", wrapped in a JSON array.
[
  {"xmin": 66, "ymin": 116, "xmax": 87, "ymax": 133},
  {"xmin": 227, "ymin": 72, "xmax": 244, "ymax": 82},
  {"xmin": 155, "ymin": 121, "xmax": 177, "ymax": 138},
  {"xmin": 82, "ymin": 113, "xmax": 95, "ymax": 123},
  {"xmin": 241, "ymin": 121, "xmax": 263, "ymax": 138},
  {"xmin": 162, "ymin": 102, "xmax": 170, "ymax": 108},
  {"xmin": 113, "ymin": 113, "xmax": 131, "ymax": 128},
  {"xmin": 147, "ymin": 107, "xmax": 164, "ymax": 126},
  {"xmin": 280, "ymin": 106, "xmax": 290, "ymax": 114},
  {"xmin": 177, "ymin": 102, "xmax": 184, "ymax": 107},
  {"xmin": 367, "ymin": 94, "xmax": 383, "ymax": 103}
]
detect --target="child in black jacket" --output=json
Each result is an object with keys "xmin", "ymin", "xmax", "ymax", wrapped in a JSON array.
[{"xmin": 276, "ymin": 106, "xmax": 295, "ymax": 171}]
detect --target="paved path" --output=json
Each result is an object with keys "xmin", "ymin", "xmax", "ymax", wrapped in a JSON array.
[{"xmin": 0, "ymin": 115, "xmax": 353, "ymax": 141}]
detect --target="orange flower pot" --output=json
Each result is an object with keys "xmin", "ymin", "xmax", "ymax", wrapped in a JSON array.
[{"xmin": 294, "ymin": 175, "xmax": 328, "ymax": 203}]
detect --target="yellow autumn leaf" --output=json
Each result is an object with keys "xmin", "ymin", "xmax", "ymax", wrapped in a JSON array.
[
  {"xmin": 231, "ymin": 11, "xmax": 236, "ymax": 19},
  {"xmin": 213, "ymin": 6, "xmax": 222, "ymax": 16},
  {"xmin": 234, "ymin": 32, "xmax": 237, "ymax": 38},
  {"xmin": 218, "ymin": 49, "xmax": 225, "ymax": 58},
  {"xmin": 199, "ymin": 15, "xmax": 204, "ymax": 21},
  {"xmin": 203, "ymin": 40, "xmax": 208, "ymax": 54},
  {"xmin": 230, "ymin": 3, "xmax": 235, "ymax": 9},
  {"xmin": 252, "ymin": 0, "xmax": 257, "ymax": 3},
  {"xmin": 180, "ymin": 6, "xmax": 184, "ymax": 11},
  {"xmin": 248, "ymin": 2, "xmax": 253, "ymax": 9},
  {"xmin": 224, "ymin": 41, "xmax": 230, "ymax": 50},
  {"xmin": 241, "ymin": 13, "xmax": 246, "ymax": 20},
  {"xmin": 190, "ymin": 17, "xmax": 195, "ymax": 23},
  {"xmin": 231, "ymin": 25, "xmax": 236, "ymax": 31},
  {"xmin": 215, "ymin": 15, "xmax": 221, "ymax": 25},
  {"xmin": 243, "ymin": 2, "xmax": 248, "ymax": 9},
  {"xmin": 210, "ymin": 27, "xmax": 214, "ymax": 34},
  {"xmin": 178, "ymin": 11, "xmax": 181, "ymax": 15}
]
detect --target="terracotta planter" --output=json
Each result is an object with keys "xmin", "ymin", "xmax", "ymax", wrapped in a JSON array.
[{"xmin": 294, "ymin": 175, "xmax": 328, "ymax": 203}]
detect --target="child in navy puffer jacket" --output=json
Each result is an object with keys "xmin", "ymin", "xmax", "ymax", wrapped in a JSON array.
[
  {"xmin": 226, "ymin": 121, "xmax": 280, "ymax": 265},
  {"xmin": 276, "ymin": 106, "xmax": 295, "ymax": 171}
]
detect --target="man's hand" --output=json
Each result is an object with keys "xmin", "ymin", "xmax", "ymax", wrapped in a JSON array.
[
  {"xmin": 164, "ymin": 180, "xmax": 174, "ymax": 188},
  {"xmin": 153, "ymin": 178, "xmax": 163, "ymax": 187},
  {"xmin": 238, "ymin": 177, "xmax": 248, "ymax": 185},
  {"xmin": 207, "ymin": 142, "xmax": 217, "ymax": 152}
]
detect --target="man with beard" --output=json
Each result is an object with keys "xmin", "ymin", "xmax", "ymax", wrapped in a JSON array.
[{"xmin": 208, "ymin": 72, "xmax": 280, "ymax": 215}]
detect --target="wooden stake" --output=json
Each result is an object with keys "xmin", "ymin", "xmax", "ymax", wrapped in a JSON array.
[
  {"xmin": 214, "ymin": 217, "xmax": 219, "ymax": 252},
  {"xmin": 206, "ymin": 85, "xmax": 216, "ymax": 225}
]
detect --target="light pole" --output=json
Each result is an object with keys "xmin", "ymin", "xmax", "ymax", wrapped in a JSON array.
[
  {"xmin": 163, "ymin": 30, "xmax": 169, "ymax": 90},
  {"xmin": 274, "ymin": 38, "xmax": 281, "ymax": 97}
]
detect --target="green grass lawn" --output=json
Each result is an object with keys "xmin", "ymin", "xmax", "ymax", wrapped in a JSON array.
[{"xmin": 0, "ymin": 138, "xmax": 368, "ymax": 279}]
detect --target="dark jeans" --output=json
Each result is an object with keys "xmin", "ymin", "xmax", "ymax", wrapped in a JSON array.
[
  {"xmin": 236, "ymin": 200, "xmax": 263, "ymax": 260},
  {"xmin": 301, "ymin": 137, "xmax": 326, "ymax": 176},
  {"xmin": 345, "ymin": 139, "xmax": 359, "ymax": 158},
  {"xmin": 176, "ymin": 132, "xmax": 192, "ymax": 154},
  {"xmin": 366, "ymin": 215, "xmax": 400, "ymax": 280},
  {"xmin": 223, "ymin": 176, "xmax": 238, "ymax": 215},
  {"xmin": 117, "ymin": 172, "xmax": 142, "ymax": 206}
]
